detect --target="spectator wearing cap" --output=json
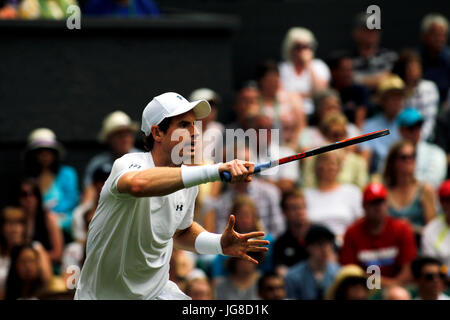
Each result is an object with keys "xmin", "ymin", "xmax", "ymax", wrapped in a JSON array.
[
  {"xmin": 392, "ymin": 49, "xmax": 440, "ymax": 141},
  {"xmin": 273, "ymin": 190, "xmax": 311, "ymax": 276},
  {"xmin": 327, "ymin": 51, "xmax": 371, "ymax": 129},
  {"xmin": 279, "ymin": 27, "xmax": 331, "ymax": 117},
  {"xmin": 411, "ymin": 256, "xmax": 450, "ymax": 300},
  {"xmin": 360, "ymin": 75, "xmax": 404, "ymax": 173},
  {"xmin": 324, "ymin": 265, "xmax": 369, "ymax": 300},
  {"xmin": 82, "ymin": 110, "xmax": 140, "ymax": 204},
  {"xmin": 350, "ymin": 12, "xmax": 398, "ymax": 90},
  {"xmin": 420, "ymin": 14, "xmax": 450, "ymax": 106},
  {"xmin": 398, "ymin": 108, "xmax": 447, "ymax": 188},
  {"xmin": 23, "ymin": 128, "xmax": 79, "ymax": 236},
  {"xmin": 340, "ymin": 183, "xmax": 417, "ymax": 287},
  {"xmin": 422, "ymin": 180, "xmax": 450, "ymax": 270},
  {"xmin": 284, "ymin": 225, "xmax": 340, "ymax": 300},
  {"xmin": 383, "ymin": 141, "xmax": 437, "ymax": 239}
]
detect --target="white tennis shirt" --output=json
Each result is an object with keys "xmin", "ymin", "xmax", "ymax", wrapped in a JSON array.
[{"xmin": 74, "ymin": 152, "xmax": 198, "ymax": 299}]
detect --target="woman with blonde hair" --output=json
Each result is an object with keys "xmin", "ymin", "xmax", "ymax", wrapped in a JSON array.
[
  {"xmin": 210, "ymin": 195, "xmax": 274, "ymax": 280},
  {"xmin": 302, "ymin": 111, "xmax": 368, "ymax": 188},
  {"xmin": 383, "ymin": 140, "xmax": 437, "ymax": 239},
  {"xmin": 279, "ymin": 27, "xmax": 331, "ymax": 117},
  {"xmin": 303, "ymin": 151, "xmax": 363, "ymax": 246}
]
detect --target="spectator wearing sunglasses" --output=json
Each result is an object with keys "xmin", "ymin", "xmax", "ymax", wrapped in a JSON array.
[
  {"xmin": 398, "ymin": 108, "xmax": 447, "ymax": 188},
  {"xmin": 383, "ymin": 141, "xmax": 437, "ymax": 241},
  {"xmin": 302, "ymin": 112, "xmax": 368, "ymax": 189},
  {"xmin": 422, "ymin": 180, "xmax": 450, "ymax": 270},
  {"xmin": 340, "ymin": 183, "xmax": 417, "ymax": 287},
  {"xmin": 279, "ymin": 27, "xmax": 331, "ymax": 117},
  {"xmin": 411, "ymin": 256, "xmax": 449, "ymax": 300}
]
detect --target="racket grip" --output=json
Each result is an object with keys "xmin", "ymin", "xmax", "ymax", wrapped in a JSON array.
[{"xmin": 219, "ymin": 162, "xmax": 271, "ymax": 182}]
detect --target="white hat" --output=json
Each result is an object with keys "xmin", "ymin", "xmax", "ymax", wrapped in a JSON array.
[
  {"xmin": 98, "ymin": 110, "xmax": 138, "ymax": 142},
  {"xmin": 141, "ymin": 92, "xmax": 211, "ymax": 136},
  {"xmin": 189, "ymin": 88, "xmax": 221, "ymax": 104},
  {"xmin": 26, "ymin": 128, "xmax": 65, "ymax": 158}
]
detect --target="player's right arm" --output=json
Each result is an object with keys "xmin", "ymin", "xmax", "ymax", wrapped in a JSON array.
[{"xmin": 117, "ymin": 159, "xmax": 255, "ymax": 197}]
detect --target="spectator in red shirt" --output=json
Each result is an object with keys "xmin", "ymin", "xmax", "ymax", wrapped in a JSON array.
[{"xmin": 340, "ymin": 182, "xmax": 417, "ymax": 287}]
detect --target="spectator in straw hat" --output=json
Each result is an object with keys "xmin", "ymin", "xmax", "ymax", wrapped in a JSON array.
[
  {"xmin": 324, "ymin": 264, "xmax": 369, "ymax": 300},
  {"xmin": 82, "ymin": 110, "xmax": 140, "ymax": 203},
  {"xmin": 360, "ymin": 75, "xmax": 405, "ymax": 173},
  {"xmin": 23, "ymin": 128, "xmax": 79, "ymax": 236}
]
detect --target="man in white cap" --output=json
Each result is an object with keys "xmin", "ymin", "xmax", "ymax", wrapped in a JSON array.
[
  {"xmin": 74, "ymin": 92, "xmax": 269, "ymax": 300},
  {"xmin": 82, "ymin": 110, "xmax": 140, "ymax": 203}
]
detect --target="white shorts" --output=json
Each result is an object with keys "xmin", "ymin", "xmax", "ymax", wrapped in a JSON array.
[{"xmin": 152, "ymin": 280, "xmax": 191, "ymax": 300}]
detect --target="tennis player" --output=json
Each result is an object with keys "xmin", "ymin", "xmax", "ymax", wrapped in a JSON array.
[{"xmin": 74, "ymin": 92, "xmax": 269, "ymax": 300}]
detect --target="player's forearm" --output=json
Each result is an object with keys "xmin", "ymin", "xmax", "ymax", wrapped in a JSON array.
[
  {"xmin": 121, "ymin": 167, "xmax": 185, "ymax": 197},
  {"xmin": 173, "ymin": 222, "xmax": 206, "ymax": 252}
]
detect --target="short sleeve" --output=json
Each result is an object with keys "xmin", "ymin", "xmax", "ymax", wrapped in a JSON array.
[
  {"xmin": 312, "ymin": 59, "xmax": 331, "ymax": 82},
  {"xmin": 107, "ymin": 155, "xmax": 145, "ymax": 199}
]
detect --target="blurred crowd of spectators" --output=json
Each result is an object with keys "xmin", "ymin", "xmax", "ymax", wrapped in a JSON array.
[
  {"xmin": 1, "ymin": 11, "xmax": 450, "ymax": 301},
  {"xmin": 0, "ymin": 0, "xmax": 160, "ymax": 19}
]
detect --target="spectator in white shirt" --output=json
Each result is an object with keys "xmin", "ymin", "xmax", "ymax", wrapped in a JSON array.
[
  {"xmin": 279, "ymin": 27, "xmax": 331, "ymax": 116},
  {"xmin": 422, "ymin": 180, "xmax": 450, "ymax": 269},
  {"xmin": 303, "ymin": 151, "xmax": 363, "ymax": 246},
  {"xmin": 397, "ymin": 108, "xmax": 447, "ymax": 188}
]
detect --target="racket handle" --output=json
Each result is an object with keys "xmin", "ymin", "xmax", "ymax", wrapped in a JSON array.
[{"xmin": 219, "ymin": 161, "xmax": 271, "ymax": 182}]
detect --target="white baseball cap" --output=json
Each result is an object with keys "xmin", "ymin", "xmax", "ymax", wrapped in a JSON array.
[{"xmin": 141, "ymin": 92, "xmax": 211, "ymax": 136}]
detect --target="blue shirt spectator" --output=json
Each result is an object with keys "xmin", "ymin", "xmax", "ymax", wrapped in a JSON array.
[
  {"xmin": 285, "ymin": 259, "xmax": 340, "ymax": 300},
  {"xmin": 83, "ymin": 0, "xmax": 160, "ymax": 16},
  {"xmin": 284, "ymin": 225, "xmax": 340, "ymax": 300}
]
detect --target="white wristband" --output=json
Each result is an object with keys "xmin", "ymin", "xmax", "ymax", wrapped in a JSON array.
[
  {"xmin": 181, "ymin": 163, "xmax": 222, "ymax": 188},
  {"xmin": 195, "ymin": 231, "xmax": 223, "ymax": 255}
]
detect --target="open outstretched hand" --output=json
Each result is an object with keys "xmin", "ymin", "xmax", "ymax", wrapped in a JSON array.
[{"xmin": 220, "ymin": 215, "xmax": 270, "ymax": 264}]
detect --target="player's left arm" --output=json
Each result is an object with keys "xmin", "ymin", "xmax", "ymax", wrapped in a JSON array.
[{"xmin": 174, "ymin": 216, "xmax": 270, "ymax": 265}]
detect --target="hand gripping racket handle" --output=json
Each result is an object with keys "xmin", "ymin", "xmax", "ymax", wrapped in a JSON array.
[{"xmin": 219, "ymin": 161, "xmax": 272, "ymax": 182}]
